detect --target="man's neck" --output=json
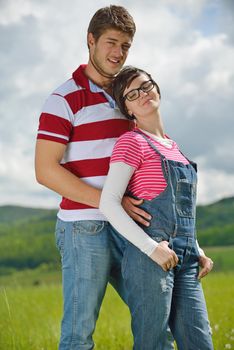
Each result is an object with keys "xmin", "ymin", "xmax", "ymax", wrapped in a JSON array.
[{"xmin": 84, "ymin": 61, "xmax": 113, "ymax": 90}]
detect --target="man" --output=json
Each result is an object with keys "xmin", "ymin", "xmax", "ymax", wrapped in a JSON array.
[{"xmin": 35, "ymin": 5, "xmax": 154, "ymax": 350}]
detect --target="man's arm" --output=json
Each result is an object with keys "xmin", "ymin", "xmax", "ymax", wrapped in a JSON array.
[
  {"xmin": 35, "ymin": 139, "xmax": 152, "ymax": 224},
  {"xmin": 35, "ymin": 139, "xmax": 101, "ymax": 207}
]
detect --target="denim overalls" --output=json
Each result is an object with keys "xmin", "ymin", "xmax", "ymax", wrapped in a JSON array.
[{"xmin": 122, "ymin": 131, "xmax": 214, "ymax": 350}]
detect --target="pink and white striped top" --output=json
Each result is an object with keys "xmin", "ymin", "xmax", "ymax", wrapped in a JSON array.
[{"xmin": 110, "ymin": 129, "xmax": 189, "ymax": 200}]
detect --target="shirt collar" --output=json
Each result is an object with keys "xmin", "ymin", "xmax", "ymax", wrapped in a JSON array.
[
  {"xmin": 72, "ymin": 64, "xmax": 116, "ymax": 108},
  {"xmin": 89, "ymin": 80, "xmax": 116, "ymax": 108}
]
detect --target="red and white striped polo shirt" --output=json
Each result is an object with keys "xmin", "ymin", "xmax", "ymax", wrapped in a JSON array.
[
  {"xmin": 110, "ymin": 129, "xmax": 189, "ymax": 200},
  {"xmin": 37, "ymin": 64, "xmax": 132, "ymax": 221}
]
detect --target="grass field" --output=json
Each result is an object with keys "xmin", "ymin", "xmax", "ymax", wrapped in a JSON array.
[{"xmin": 0, "ymin": 246, "xmax": 234, "ymax": 349}]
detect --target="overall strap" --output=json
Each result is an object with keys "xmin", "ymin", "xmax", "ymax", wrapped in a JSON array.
[
  {"xmin": 133, "ymin": 130, "xmax": 166, "ymax": 158},
  {"xmin": 178, "ymin": 149, "xmax": 197, "ymax": 173},
  {"xmin": 133, "ymin": 130, "xmax": 170, "ymax": 180}
]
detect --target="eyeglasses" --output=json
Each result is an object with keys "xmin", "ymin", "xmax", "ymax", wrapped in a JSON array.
[{"xmin": 123, "ymin": 80, "xmax": 155, "ymax": 102}]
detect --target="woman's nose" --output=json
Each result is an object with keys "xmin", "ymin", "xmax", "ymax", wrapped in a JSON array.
[{"xmin": 139, "ymin": 89, "xmax": 147, "ymax": 97}]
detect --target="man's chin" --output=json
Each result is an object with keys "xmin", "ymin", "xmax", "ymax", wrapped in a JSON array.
[
  {"xmin": 106, "ymin": 63, "xmax": 123, "ymax": 75},
  {"xmin": 107, "ymin": 67, "xmax": 122, "ymax": 77}
]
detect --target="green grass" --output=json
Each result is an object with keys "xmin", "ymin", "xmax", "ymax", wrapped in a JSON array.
[
  {"xmin": 1, "ymin": 273, "xmax": 234, "ymax": 349},
  {"xmin": 204, "ymin": 245, "xmax": 234, "ymax": 272},
  {"xmin": 0, "ymin": 283, "xmax": 132, "ymax": 350},
  {"xmin": 202, "ymin": 273, "xmax": 234, "ymax": 349},
  {"xmin": 0, "ymin": 284, "xmax": 61, "ymax": 350},
  {"xmin": 1, "ymin": 246, "xmax": 234, "ymax": 349}
]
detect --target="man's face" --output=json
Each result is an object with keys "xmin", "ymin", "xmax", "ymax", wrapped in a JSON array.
[{"xmin": 88, "ymin": 29, "xmax": 132, "ymax": 77}]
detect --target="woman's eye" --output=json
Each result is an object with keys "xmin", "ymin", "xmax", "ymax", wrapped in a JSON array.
[
  {"xmin": 128, "ymin": 91, "xmax": 137, "ymax": 99},
  {"xmin": 142, "ymin": 82, "xmax": 150, "ymax": 89}
]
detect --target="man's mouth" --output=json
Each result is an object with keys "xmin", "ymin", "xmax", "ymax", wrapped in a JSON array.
[{"xmin": 108, "ymin": 58, "xmax": 120, "ymax": 64}]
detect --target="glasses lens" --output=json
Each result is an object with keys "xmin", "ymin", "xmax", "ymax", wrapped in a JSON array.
[
  {"xmin": 141, "ymin": 80, "xmax": 154, "ymax": 92},
  {"xmin": 124, "ymin": 80, "xmax": 155, "ymax": 101},
  {"xmin": 126, "ymin": 89, "xmax": 139, "ymax": 101}
]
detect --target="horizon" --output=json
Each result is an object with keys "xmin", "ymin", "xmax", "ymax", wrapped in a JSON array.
[{"xmin": 1, "ymin": 194, "xmax": 234, "ymax": 211}]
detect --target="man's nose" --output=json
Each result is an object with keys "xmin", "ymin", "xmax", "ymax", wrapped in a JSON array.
[{"xmin": 113, "ymin": 45, "xmax": 123, "ymax": 57}]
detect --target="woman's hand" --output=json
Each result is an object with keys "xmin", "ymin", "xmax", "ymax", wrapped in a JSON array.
[
  {"xmin": 150, "ymin": 241, "xmax": 179, "ymax": 271},
  {"xmin": 198, "ymin": 255, "xmax": 214, "ymax": 279},
  {"xmin": 122, "ymin": 196, "xmax": 152, "ymax": 227}
]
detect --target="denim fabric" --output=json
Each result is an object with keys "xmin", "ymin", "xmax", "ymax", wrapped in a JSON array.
[
  {"xmin": 55, "ymin": 219, "xmax": 126, "ymax": 350},
  {"xmin": 121, "ymin": 131, "xmax": 214, "ymax": 350}
]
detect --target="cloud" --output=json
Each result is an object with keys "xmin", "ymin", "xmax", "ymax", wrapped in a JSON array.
[
  {"xmin": 128, "ymin": 3, "xmax": 234, "ymax": 180},
  {"xmin": 0, "ymin": 0, "xmax": 234, "ymax": 207},
  {"xmin": 197, "ymin": 166, "xmax": 234, "ymax": 205}
]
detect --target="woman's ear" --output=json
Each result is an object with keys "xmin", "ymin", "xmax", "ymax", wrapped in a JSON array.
[
  {"xmin": 128, "ymin": 110, "xmax": 136, "ymax": 120},
  {"xmin": 127, "ymin": 108, "xmax": 133, "ymax": 117}
]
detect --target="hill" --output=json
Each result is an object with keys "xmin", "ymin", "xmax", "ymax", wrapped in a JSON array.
[
  {"xmin": 1, "ymin": 196, "xmax": 233, "ymax": 226},
  {"xmin": 196, "ymin": 197, "xmax": 234, "ymax": 246},
  {"xmin": 196, "ymin": 197, "xmax": 234, "ymax": 229},
  {"xmin": 0, "ymin": 197, "xmax": 233, "ymax": 274},
  {"xmin": 0, "ymin": 205, "xmax": 57, "ymax": 224}
]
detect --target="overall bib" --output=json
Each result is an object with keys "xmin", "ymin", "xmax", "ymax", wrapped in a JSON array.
[{"xmin": 122, "ymin": 132, "xmax": 214, "ymax": 350}]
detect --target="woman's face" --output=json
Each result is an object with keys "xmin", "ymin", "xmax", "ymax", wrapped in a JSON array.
[{"xmin": 123, "ymin": 73, "xmax": 160, "ymax": 119}]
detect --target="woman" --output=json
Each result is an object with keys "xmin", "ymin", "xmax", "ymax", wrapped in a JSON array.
[{"xmin": 100, "ymin": 66, "xmax": 214, "ymax": 349}]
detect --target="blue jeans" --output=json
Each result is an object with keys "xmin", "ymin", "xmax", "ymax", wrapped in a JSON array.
[
  {"xmin": 55, "ymin": 218, "xmax": 126, "ymax": 350},
  {"xmin": 122, "ymin": 232, "xmax": 213, "ymax": 350}
]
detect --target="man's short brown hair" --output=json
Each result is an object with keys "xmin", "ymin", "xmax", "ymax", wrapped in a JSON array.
[{"xmin": 87, "ymin": 5, "xmax": 136, "ymax": 43}]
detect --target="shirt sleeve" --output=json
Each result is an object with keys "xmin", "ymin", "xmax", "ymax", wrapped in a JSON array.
[
  {"xmin": 110, "ymin": 132, "xmax": 144, "ymax": 169},
  {"xmin": 100, "ymin": 162, "xmax": 158, "ymax": 256},
  {"xmin": 196, "ymin": 240, "xmax": 205, "ymax": 257},
  {"xmin": 37, "ymin": 93, "xmax": 73, "ymax": 144}
]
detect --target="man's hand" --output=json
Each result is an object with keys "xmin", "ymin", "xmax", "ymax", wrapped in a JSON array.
[
  {"xmin": 150, "ymin": 241, "xmax": 179, "ymax": 271},
  {"xmin": 122, "ymin": 196, "xmax": 151, "ymax": 226},
  {"xmin": 198, "ymin": 255, "xmax": 214, "ymax": 279}
]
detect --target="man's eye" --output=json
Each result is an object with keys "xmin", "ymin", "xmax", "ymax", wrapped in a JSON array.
[{"xmin": 122, "ymin": 45, "xmax": 130, "ymax": 52}]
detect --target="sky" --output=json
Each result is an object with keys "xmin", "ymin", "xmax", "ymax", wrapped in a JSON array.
[{"xmin": 0, "ymin": 0, "xmax": 234, "ymax": 209}]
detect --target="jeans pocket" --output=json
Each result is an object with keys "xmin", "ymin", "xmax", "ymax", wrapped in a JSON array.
[
  {"xmin": 152, "ymin": 236, "xmax": 165, "ymax": 243},
  {"xmin": 150, "ymin": 228, "xmax": 169, "ymax": 242},
  {"xmin": 176, "ymin": 180, "xmax": 196, "ymax": 218},
  {"xmin": 73, "ymin": 220, "xmax": 106, "ymax": 235}
]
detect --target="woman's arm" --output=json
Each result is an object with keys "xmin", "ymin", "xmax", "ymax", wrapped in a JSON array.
[
  {"xmin": 196, "ymin": 240, "xmax": 205, "ymax": 256},
  {"xmin": 100, "ymin": 162, "xmax": 158, "ymax": 255},
  {"xmin": 100, "ymin": 162, "xmax": 178, "ymax": 270},
  {"xmin": 196, "ymin": 241, "xmax": 214, "ymax": 279}
]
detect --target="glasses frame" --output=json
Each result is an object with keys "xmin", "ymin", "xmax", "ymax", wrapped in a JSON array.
[{"xmin": 123, "ymin": 79, "xmax": 155, "ymax": 102}]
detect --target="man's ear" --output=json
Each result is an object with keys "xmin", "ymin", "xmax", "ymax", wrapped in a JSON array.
[{"xmin": 87, "ymin": 32, "xmax": 95, "ymax": 49}]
